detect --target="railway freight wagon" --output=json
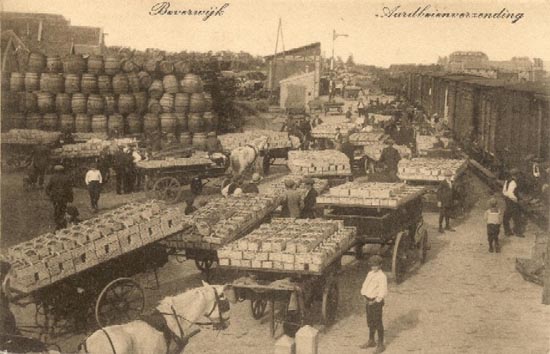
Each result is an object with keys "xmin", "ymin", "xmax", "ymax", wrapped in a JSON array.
[{"xmin": 407, "ymin": 72, "xmax": 550, "ymax": 175}]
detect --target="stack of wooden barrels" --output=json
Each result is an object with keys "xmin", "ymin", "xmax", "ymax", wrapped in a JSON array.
[{"xmin": 1, "ymin": 51, "xmax": 220, "ymax": 143}]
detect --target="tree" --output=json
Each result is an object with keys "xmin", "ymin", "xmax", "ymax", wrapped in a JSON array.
[{"xmin": 346, "ymin": 54, "xmax": 355, "ymax": 67}]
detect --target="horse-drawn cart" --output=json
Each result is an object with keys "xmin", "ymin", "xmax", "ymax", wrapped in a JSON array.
[
  {"xmin": 318, "ymin": 182, "xmax": 428, "ymax": 283},
  {"xmin": 1, "ymin": 130, "xmax": 61, "ymax": 170}
]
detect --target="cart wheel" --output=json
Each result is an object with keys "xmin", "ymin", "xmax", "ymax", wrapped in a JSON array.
[
  {"xmin": 194, "ymin": 258, "xmax": 214, "ymax": 271},
  {"xmin": 95, "ymin": 278, "xmax": 144, "ymax": 328},
  {"xmin": 321, "ymin": 279, "xmax": 339, "ymax": 325},
  {"xmin": 391, "ymin": 231, "xmax": 406, "ymax": 284},
  {"xmin": 143, "ymin": 175, "xmax": 155, "ymax": 192},
  {"xmin": 190, "ymin": 177, "xmax": 203, "ymax": 195},
  {"xmin": 152, "ymin": 177, "xmax": 182, "ymax": 204},
  {"xmin": 250, "ymin": 299, "xmax": 268, "ymax": 320}
]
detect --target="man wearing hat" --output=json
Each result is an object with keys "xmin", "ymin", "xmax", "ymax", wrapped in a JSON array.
[
  {"xmin": 113, "ymin": 146, "xmax": 128, "ymax": 195},
  {"xmin": 301, "ymin": 178, "xmax": 318, "ymax": 219},
  {"xmin": 45, "ymin": 165, "xmax": 73, "ymax": 230},
  {"xmin": 360, "ymin": 255, "xmax": 387, "ymax": 353},
  {"xmin": 281, "ymin": 179, "xmax": 303, "ymax": 218},
  {"xmin": 242, "ymin": 173, "xmax": 262, "ymax": 194},
  {"xmin": 437, "ymin": 170, "xmax": 455, "ymax": 233},
  {"xmin": 85, "ymin": 162, "xmax": 103, "ymax": 212},
  {"xmin": 379, "ymin": 138, "xmax": 401, "ymax": 182},
  {"xmin": 502, "ymin": 168, "xmax": 523, "ymax": 237}
]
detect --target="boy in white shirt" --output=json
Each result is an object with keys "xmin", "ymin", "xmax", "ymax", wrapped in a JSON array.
[
  {"xmin": 85, "ymin": 163, "xmax": 103, "ymax": 212},
  {"xmin": 360, "ymin": 255, "xmax": 387, "ymax": 353},
  {"xmin": 484, "ymin": 198, "xmax": 503, "ymax": 253}
]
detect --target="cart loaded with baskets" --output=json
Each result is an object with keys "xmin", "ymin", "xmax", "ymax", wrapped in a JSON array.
[{"xmin": 1, "ymin": 130, "xmax": 61, "ymax": 170}]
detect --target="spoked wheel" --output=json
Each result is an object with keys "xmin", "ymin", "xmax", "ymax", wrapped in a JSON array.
[
  {"xmin": 194, "ymin": 258, "xmax": 214, "ymax": 272},
  {"xmin": 391, "ymin": 231, "xmax": 407, "ymax": 284},
  {"xmin": 95, "ymin": 278, "xmax": 144, "ymax": 328},
  {"xmin": 250, "ymin": 299, "xmax": 268, "ymax": 320},
  {"xmin": 152, "ymin": 177, "xmax": 182, "ymax": 204},
  {"xmin": 321, "ymin": 278, "xmax": 339, "ymax": 325}
]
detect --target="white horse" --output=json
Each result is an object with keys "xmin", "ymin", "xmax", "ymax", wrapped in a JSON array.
[
  {"xmin": 229, "ymin": 136, "xmax": 269, "ymax": 177},
  {"xmin": 79, "ymin": 282, "xmax": 235, "ymax": 354}
]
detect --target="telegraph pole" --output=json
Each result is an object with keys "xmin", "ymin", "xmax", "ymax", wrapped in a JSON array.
[{"xmin": 331, "ymin": 29, "xmax": 348, "ymax": 71}]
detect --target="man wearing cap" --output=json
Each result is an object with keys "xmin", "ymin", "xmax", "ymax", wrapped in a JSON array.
[
  {"xmin": 301, "ymin": 178, "xmax": 318, "ymax": 219},
  {"xmin": 502, "ymin": 168, "xmax": 523, "ymax": 237},
  {"xmin": 242, "ymin": 173, "xmax": 261, "ymax": 194},
  {"xmin": 360, "ymin": 255, "xmax": 387, "ymax": 353},
  {"xmin": 281, "ymin": 179, "xmax": 303, "ymax": 218},
  {"xmin": 45, "ymin": 165, "xmax": 73, "ymax": 230},
  {"xmin": 379, "ymin": 138, "xmax": 401, "ymax": 182},
  {"xmin": 437, "ymin": 171, "xmax": 455, "ymax": 233}
]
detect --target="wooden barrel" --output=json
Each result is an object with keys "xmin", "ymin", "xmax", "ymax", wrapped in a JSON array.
[
  {"xmin": 175, "ymin": 112, "xmax": 188, "ymax": 132},
  {"xmin": 87, "ymin": 94, "xmax": 105, "ymax": 115},
  {"xmin": 64, "ymin": 74, "xmax": 80, "ymax": 94},
  {"xmin": 127, "ymin": 72, "xmax": 141, "ymax": 93},
  {"xmin": 107, "ymin": 114, "xmax": 124, "ymax": 133},
  {"xmin": 187, "ymin": 112, "xmax": 204, "ymax": 133},
  {"xmin": 162, "ymin": 75, "xmax": 178, "ymax": 94},
  {"xmin": 181, "ymin": 74, "xmax": 203, "ymax": 93},
  {"xmin": 46, "ymin": 56, "xmax": 63, "ymax": 73},
  {"xmin": 71, "ymin": 93, "xmax": 87, "ymax": 114},
  {"xmin": 10, "ymin": 73, "xmax": 25, "ymax": 92},
  {"xmin": 2, "ymin": 91, "xmax": 19, "ymax": 114},
  {"xmin": 81, "ymin": 74, "xmax": 98, "ymax": 94},
  {"xmin": 24, "ymin": 73, "xmax": 39, "ymax": 92},
  {"xmin": 104, "ymin": 56, "xmax": 121, "ymax": 75},
  {"xmin": 28, "ymin": 52, "xmax": 46, "ymax": 73},
  {"xmin": 42, "ymin": 113, "xmax": 58, "ymax": 131},
  {"xmin": 63, "ymin": 54, "xmax": 86, "ymax": 74},
  {"xmin": 55, "ymin": 93, "xmax": 72, "ymax": 114},
  {"xmin": 118, "ymin": 93, "xmax": 136, "ymax": 114},
  {"xmin": 87, "ymin": 55, "xmax": 104, "ymax": 75},
  {"xmin": 103, "ymin": 94, "xmax": 116, "ymax": 115},
  {"xmin": 134, "ymin": 92, "xmax": 147, "ymax": 114},
  {"xmin": 148, "ymin": 79, "xmax": 163, "ymax": 99},
  {"xmin": 159, "ymin": 93, "xmax": 174, "ymax": 113},
  {"xmin": 26, "ymin": 113, "xmax": 43, "ymax": 129},
  {"xmin": 143, "ymin": 113, "xmax": 160, "ymax": 133},
  {"xmin": 37, "ymin": 92, "xmax": 55, "ymax": 113},
  {"xmin": 179, "ymin": 132, "xmax": 192, "ymax": 146},
  {"xmin": 18, "ymin": 92, "xmax": 37, "ymax": 113},
  {"xmin": 112, "ymin": 73, "xmax": 129, "ymax": 94},
  {"xmin": 192, "ymin": 132, "xmax": 207, "ymax": 150},
  {"xmin": 91, "ymin": 114, "xmax": 108, "ymax": 133},
  {"xmin": 174, "ymin": 93, "xmax": 190, "ymax": 113},
  {"xmin": 174, "ymin": 61, "xmax": 191, "ymax": 77},
  {"xmin": 160, "ymin": 112, "xmax": 176, "ymax": 133},
  {"xmin": 126, "ymin": 113, "xmax": 142, "ymax": 134},
  {"xmin": 202, "ymin": 111, "xmax": 218, "ymax": 132},
  {"xmin": 138, "ymin": 71, "xmax": 152, "ymax": 90},
  {"xmin": 159, "ymin": 61, "xmax": 174, "ymax": 75},
  {"xmin": 40, "ymin": 73, "xmax": 64, "ymax": 94},
  {"xmin": 75, "ymin": 113, "xmax": 91, "ymax": 132},
  {"xmin": 203, "ymin": 92, "xmax": 213, "ymax": 111},
  {"xmin": 98, "ymin": 75, "xmax": 112, "ymax": 94},
  {"xmin": 189, "ymin": 92, "xmax": 206, "ymax": 113},
  {"xmin": 121, "ymin": 59, "xmax": 138, "ymax": 73},
  {"xmin": 5, "ymin": 112, "xmax": 26, "ymax": 130},
  {"xmin": 147, "ymin": 98, "xmax": 162, "ymax": 114},
  {"xmin": 144, "ymin": 59, "xmax": 159, "ymax": 74},
  {"xmin": 59, "ymin": 114, "xmax": 75, "ymax": 132}
]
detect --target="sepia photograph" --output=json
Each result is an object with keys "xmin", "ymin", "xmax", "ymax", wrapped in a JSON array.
[{"xmin": 0, "ymin": 0, "xmax": 549, "ymax": 353}]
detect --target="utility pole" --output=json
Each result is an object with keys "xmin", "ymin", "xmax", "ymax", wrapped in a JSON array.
[
  {"xmin": 331, "ymin": 29, "xmax": 348, "ymax": 71},
  {"xmin": 270, "ymin": 18, "xmax": 285, "ymax": 96}
]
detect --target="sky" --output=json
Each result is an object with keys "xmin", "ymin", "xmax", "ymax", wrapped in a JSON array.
[{"xmin": 3, "ymin": 0, "xmax": 550, "ymax": 67}]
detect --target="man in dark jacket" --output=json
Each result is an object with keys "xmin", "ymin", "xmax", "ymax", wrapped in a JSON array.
[
  {"xmin": 45, "ymin": 165, "xmax": 74, "ymax": 230},
  {"xmin": 379, "ymin": 139, "xmax": 401, "ymax": 182},
  {"xmin": 97, "ymin": 147, "xmax": 112, "ymax": 184},
  {"xmin": 112, "ymin": 147, "xmax": 127, "ymax": 195},
  {"xmin": 301, "ymin": 178, "xmax": 318, "ymax": 219},
  {"xmin": 437, "ymin": 171, "xmax": 455, "ymax": 233},
  {"xmin": 28, "ymin": 144, "xmax": 50, "ymax": 188}
]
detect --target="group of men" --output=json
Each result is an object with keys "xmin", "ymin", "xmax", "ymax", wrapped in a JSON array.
[
  {"xmin": 281, "ymin": 177, "xmax": 317, "ymax": 219},
  {"xmin": 111, "ymin": 146, "xmax": 143, "ymax": 195}
]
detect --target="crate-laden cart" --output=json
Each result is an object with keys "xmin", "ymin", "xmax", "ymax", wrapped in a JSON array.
[
  {"xmin": 397, "ymin": 158, "xmax": 468, "ymax": 210},
  {"xmin": 318, "ymin": 182, "xmax": 428, "ymax": 283},
  {"xmin": 137, "ymin": 153, "xmax": 227, "ymax": 202},
  {"xmin": 311, "ymin": 122, "xmax": 357, "ymax": 150},
  {"xmin": 217, "ymin": 218, "xmax": 357, "ymax": 337},
  {"xmin": 161, "ymin": 194, "xmax": 282, "ymax": 273},
  {"xmin": 287, "ymin": 150, "xmax": 353, "ymax": 187},
  {"xmin": 348, "ymin": 132, "xmax": 411, "ymax": 175},
  {"xmin": 6, "ymin": 201, "xmax": 190, "ymax": 339},
  {"xmin": 1, "ymin": 130, "xmax": 61, "ymax": 170}
]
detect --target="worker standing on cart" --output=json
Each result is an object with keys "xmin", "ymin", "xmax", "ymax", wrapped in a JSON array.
[
  {"xmin": 85, "ymin": 163, "xmax": 102, "ymax": 213},
  {"xmin": 45, "ymin": 165, "xmax": 73, "ymax": 230},
  {"xmin": 301, "ymin": 178, "xmax": 317, "ymax": 219},
  {"xmin": 437, "ymin": 171, "xmax": 456, "ymax": 233},
  {"xmin": 360, "ymin": 255, "xmax": 387, "ymax": 353},
  {"xmin": 379, "ymin": 138, "xmax": 401, "ymax": 182}
]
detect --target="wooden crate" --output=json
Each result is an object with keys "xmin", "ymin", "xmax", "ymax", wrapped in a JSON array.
[
  {"xmin": 94, "ymin": 235, "xmax": 121, "ymax": 262},
  {"xmin": 11, "ymin": 263, "xmax": 50, "ymax": 293},
  {"xmin": 117, "ymin": 230, "xmax": 143, "ymax": 253},
  {"xmin": 72, "ymin": 244, "xmax": 99, "ymax": 272},
  {"xmin": 45, "ymin": 253, "xmax": 75, "ymax": 283}
]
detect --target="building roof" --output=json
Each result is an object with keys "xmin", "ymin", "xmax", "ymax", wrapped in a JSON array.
[
  {"xmin": 264, "ymin": 42, "xmax": 321, "ymax": 60},
  {"xmin": 279, "ymin": 71, "xmax": 315, "ymax": 84}
]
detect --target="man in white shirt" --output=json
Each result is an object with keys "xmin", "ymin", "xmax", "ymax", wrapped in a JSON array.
[
  {"xmin": 85, "ymin": 163, "xmax": 103, "ymax": 212},
  {"xmin": 502, "ymin": 168, "xmax": 523, "ymax": 237},
  {"xmin": 360, "ymin": 255, "xmax": 387, "ymax": 353}
]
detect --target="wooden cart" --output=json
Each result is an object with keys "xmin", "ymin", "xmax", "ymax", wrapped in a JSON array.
[
  {"xmin": 323, "ymin": 101, "xmax": 345, "ymax": 115},
  {"xmin": 319, "ymin": 193, "xmax": 428, "ymax": 283}
]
